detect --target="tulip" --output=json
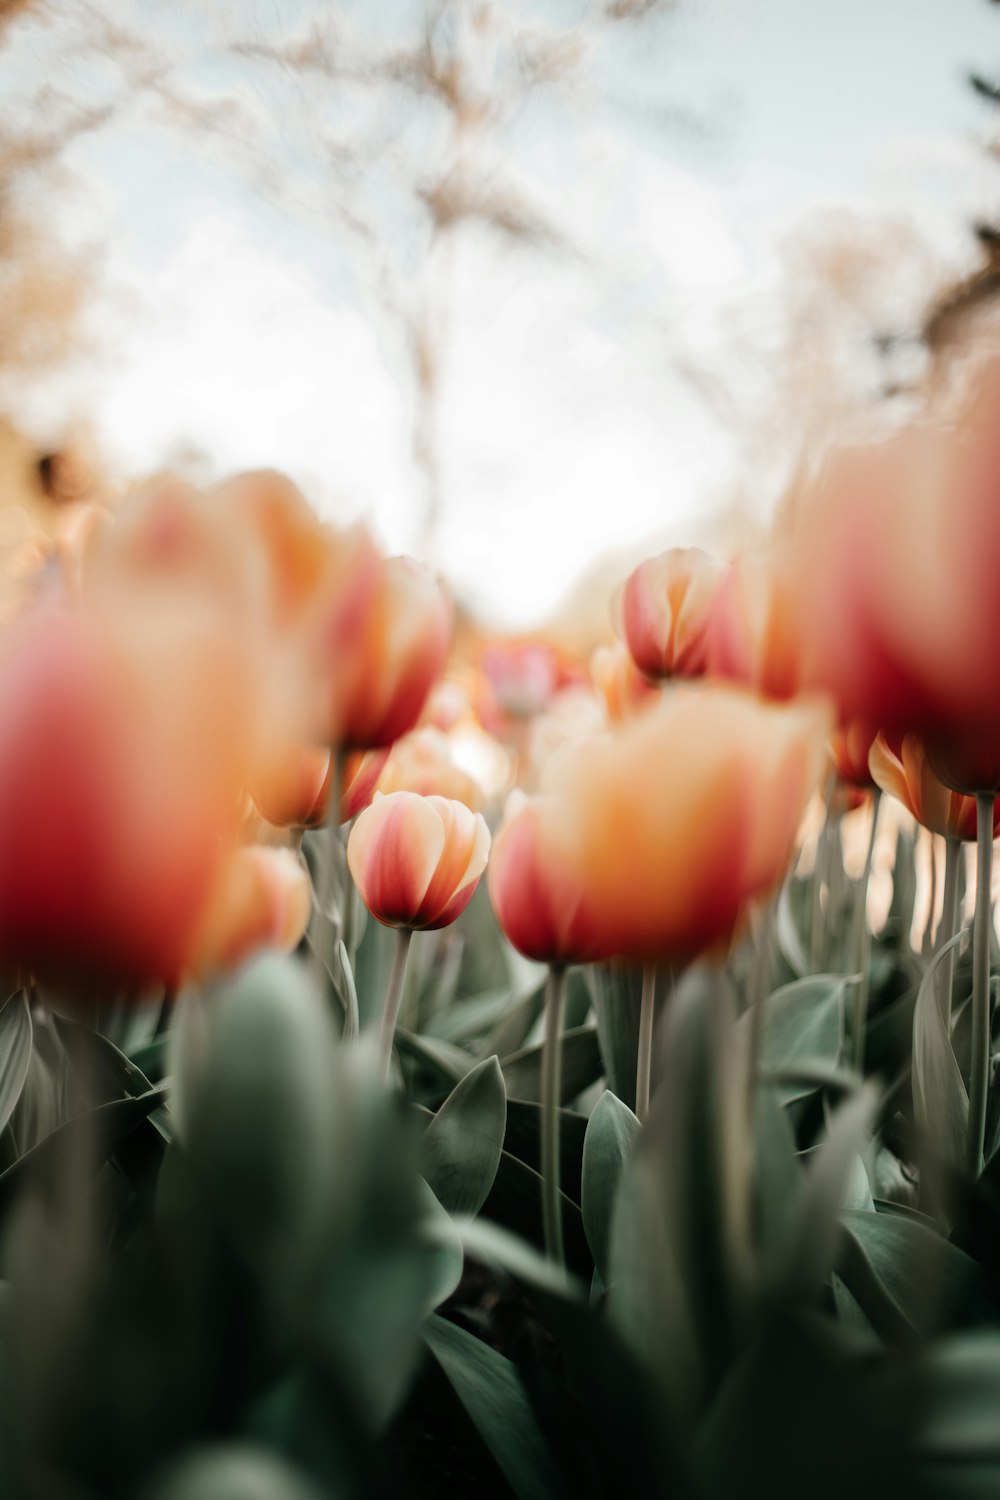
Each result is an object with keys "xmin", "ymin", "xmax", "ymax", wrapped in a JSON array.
[
  {"xmin": 190, "ymin": 846, "xmax": 311, "ymax": 978},
  {"xmin": 619, "ymin": 546, "xmax": 724, "ymax": 680},
  {"xmin": 868, "ymin": 732, "xmax": 1000, "ymax": 844},
  {"xmin": 326, "ymin": 557, "xmax": 452, "ymax": 751},
  {"xmin": 347, "ymin": 791, "xmax": 490, "ymax": 1077},
  {"xmin": 705, "ymin": 546, "xmax": 800, "ymax": 700},
  {"xmin": 0, "ymin": 605, "xmax": 242, "ymax": 987},
  {"xmin": 789, "ymin": 369, "xmax": 1000, "ymax": 736},
  {"xmin": 492, "ymin": 686, "xmax": 830, "ymax": 966},
  {"xmin": 488, "ymin": 792, "xmax": 608, "ymax": 966},
  {"xmin": 591, "ymin": 640, "xmax": 659, "ymax": 722},
  {"xmin": 250, "ymin": 745, "xmax": 388, "ymax": 830},
  {"xmin": 375, "ymin": 726, "xmax": 484, "ymax": 810},
  {"xmin": 348, "ymin": 791, "xmax": 490, "ymax": 932}
]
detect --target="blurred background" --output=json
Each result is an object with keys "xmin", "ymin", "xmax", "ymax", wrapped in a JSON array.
[{"xmin": 1, "ymin": 0, "xmax": 998, "ymax": 635}]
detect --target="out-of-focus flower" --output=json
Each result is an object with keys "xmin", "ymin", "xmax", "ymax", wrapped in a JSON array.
[
  {"xmin": 420, "ymin": 671, "xmax": 478, "ymax": 732},
  {"xmin": 492, "ymin": 686, "xmax": 830, "ymax": 964},
  {"xmin": 249, "ymin": 746, "xmax": 389, "ymax": 830},
  {"xmin": 830, "ymin": 722, "xmax": 877, "ymax": 789},
  {"xmin": 476, "ymin": 639, "xmax": 587, "ymax": 739},
  {"xmin": 791, "ymin": 368, "xmax": 1000, "ymax": 734},
  {"xmin": 347, "ymin": 791, "xmax": 490, "ymax": 930},
  {"xmin": 327, "ymin": 557, "xmax": 452, "ymax": 749},
  {"xmin": 705, "ymin": 546, "xmax": 800, "ymax": 700},
  {"xmin": 0, "ymin": 605, "xmax": 243, "ymax": 985},
  {"xmin": 618, "ymin": 546, "xmax": 724, "ymax": 680},
  {"xmin": 190, "ymin": 845, "xmax": 311, "ymax": 978},
  {"xmin": 923, "ymin": 736, "xmax": 1000, "ymax": 798},
  {"xmin": 488, "ymin": 791, "xmax": 608, "ymax": 964},
  {"xmin": 376, "ymin": 726, "xmax": 484, "ymax": 810},
  {"xmin": 869, "ymin": 732, "xmax": 1000, "ymax": 842},
  {"xmin": 591, "ymin": 640, "xmax": 660, "ymax": 722},
  {"xmin": 521, "ymin": 686, "xmax": 605, "ymax": 791}
]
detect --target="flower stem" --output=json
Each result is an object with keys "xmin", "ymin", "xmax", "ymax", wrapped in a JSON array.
[
  {"xmin": 938, "ymin": 836, "xmax": 962, "ymax": 1028},
  {"xmin": 312, "ymin": 745, "xmax": 345, "ymax": 987},
  {"xmin": 541, "ymin": 964, "xmax": 567, "ymax": 1266},
  {"xmin": 635, "ymin": 963, "xmax": 657, "ymax": 1122},
  {"xmin": 746, "ymin": 899, "xmax": 775, "ymax": 1119},
  {"xmin": 379, "ymin": 926, "xmax": 413, "ymax": 1084},
  {"xmin": 851, "ymin": 788, "xmax": 881, "ymax": 1075},
  {"xmin": 810, "ymin": 769, "xmax": 838, "ymax": 970},
  {"xmin": 968, "ymin": 794, "xmax": 994, "ymax": 1179}
]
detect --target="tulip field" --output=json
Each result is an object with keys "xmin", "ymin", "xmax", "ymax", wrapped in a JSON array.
[{"xmin": 4, "ymin": 365, "xmax": 1000, "ymax": 1500}]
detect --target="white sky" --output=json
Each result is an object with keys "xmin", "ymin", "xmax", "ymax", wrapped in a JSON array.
[{"xmin": 7, "ymin": 0, "xmax": 1000, "ymax": 627}]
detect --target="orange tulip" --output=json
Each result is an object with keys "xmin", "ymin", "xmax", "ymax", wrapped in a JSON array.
[
  {"xmin": 250, "ymin": 745, "xmax": 389, "ymax": 829},
  {"xmin": 0, "ymin": 605, "xmax": 242, "ymax": 985},
  {"xmin": 347, "ymin": 791, "xmax": 490, "ymax": 930},
  {"xmin": 868, "ymin": 732, "xmax": 1000, "ymax": 842},
  {"xmin": 492, "ymin": 686, "xmax": 830, "ymax": 964},
  {"xmin": 705, "ymin": 546, "xmax": 800, "ymax": 700},
  {"xmin": 488, "ymin": 792, "xmax": 609, "ymax": 964},
  {"xmin": 327, "ymin": 557, "xmax": 452, "ymax": 750},
  {"xmin": 376, "ymin": 727, "xmax": 484, "ymax": 810},
  {"xmin": 190, "ymin": 845, "xmax": 311, "ymax": 978},
  {"xmin": 591, "ymin": 640, "xmax": 659, "ymax": 722},
  {"xmin": 619, "ymin": 547, "xmax": 724, "ymax": 680},
  {"xmin": 790, "ymin": 369, "xmax": 1000, "ymax": 734}
]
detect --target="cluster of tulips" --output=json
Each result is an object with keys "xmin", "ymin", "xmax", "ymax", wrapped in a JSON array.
[{"xmin": 6, "ymin": 355, "xmax": 1000, "ymax": 1296}]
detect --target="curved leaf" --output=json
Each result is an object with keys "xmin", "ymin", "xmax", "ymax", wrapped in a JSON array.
[
  {"xmin": 500, "ymin": 1025, "xmax": 602, "ymax": 1104},
  {"xmin": 912, "ymin": 932, "xmax": 968, "ymax": 1201},
  {"xmin": 0, "ymin": 991, "xmax": 31, "ymax": 1138},
  {"xmin": 423, "ymin": 1313, "xmax": 564, "ymax": 1500},
  {"xmin": 421, "ymin": 1055, "xmax": 506, "ymax": 1216},
  {"xmin": 739, "ymin": 975, "xmax": 846, "ymax": 1105},
  {"xmin": 581, "ymin": 1090, "xmax": 639, "ymax": 1283}
]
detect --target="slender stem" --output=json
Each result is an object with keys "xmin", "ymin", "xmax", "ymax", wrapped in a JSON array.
[
  {"xmin": 921, "ymin": 831, "xmax": 938, "ymax": 957},
  {"xmin": 851, "ymin": 789, "xmax": 881, "ymax": 1075},
  {"xmin": 379, "ymin": 927, "xmax": 413, "ymax": 1084},
  {"xmin": 938, "ymin": 837, "xmax": 962, "ymax": 1027},
  {"xmin": 968, "ymin": 794, "xmax": 994, "ymax": 1179},
  {"xmin": 747, "ymin": 899, "xmax": 775, "ymax": 1118},
  {"xmin": 541, "ymin": 964, "xmax": 567, "ymax": 1266},
  {"xmin": 312, "ymin": 746, "xmax": 345, "ymax": 986},
  {"xmin": 810, "ymin": 769, "xmax": 838, "ymax": 970},
  {"xmin": 635, "ymin": 963, "xmax": 657, "ymax": 1122}
]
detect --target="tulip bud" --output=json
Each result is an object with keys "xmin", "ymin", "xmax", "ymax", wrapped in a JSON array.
[
  {"xmin": 705, "ymin": 546, "xmax": 800, "ymax": 699},
  {"xmin": 869, "ymin": 732, "xmax": 1000, "ymax": 842},
  {"xmin": 488, "ymin": 793, "xmax": 609, "ymax": 964},
  {"xmin": 619, "ymin": 547, "xmax": 724, "ymax": 680},
  {"xmin": 347, "ymin": 791, "xmax": 490, "ymax": 930},
  {"xmin": 250, "ymin": 745, "xmax": 388, "ymax": 830}
]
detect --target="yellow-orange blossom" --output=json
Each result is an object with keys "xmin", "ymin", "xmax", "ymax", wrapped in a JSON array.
[{"xmin": 490, "ymin": 685, "xmax": 831, "ymax": 964}]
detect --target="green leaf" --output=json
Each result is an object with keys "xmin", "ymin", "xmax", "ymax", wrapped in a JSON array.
[
  {"xmin": 483, "ymin": 980, "xmax": 545, "ymax": 1059},
  {"xmin": 0, "ymin": 1087, "xmax": 168, "ymax": 1225},
  {"xmin": 837, "ymin": 1208, "xmax": 996, "ymax": 1346},
  {"xmin": 394, "ymin": 1027, "xmax": 473, "ymax": 1088},
  {"xmin": 775, "ymin": 880, "xmax": 809, "ymax": 979},
  {"xmin": 445, "ymin": 1214, "xmax": 583, "ymax": 1301},
  {"xmin": 912, "ymin": 932, "xmax": 969, "ymax": 1213},
  {"xmin": 500, "ymin": 1025, "xmax": 603, "ymax": 1104},
  {"xmin": 0, "ymin": 991, "xmax": 31, "ymax": 1138},
  {"xmin": 482, "ymin": 1150, "xmax": 592, "ymax": 1279},
  {"xmin": 586, "ymin": 962, "xmax": 643, "ymax": 1110},
  {"xmin": 423, "ymin": 1313, "xmax": 564, "ymax": 1500},
  {"xmin": 421, "ymin": 1056, "xmax": 506, "ymax": 1216},
  {"xmin": 140, "ymin": 1444, "xmax": 326, "ymax": 1500},
  {"xmin": 581, "ymin": 1090, "xmax": 639, "ymax": 1284},
  {"xmin": 917, "ymin": 1333, "xmax": 1000, "ymax": 1460},
  {"xmin": 781, "ymin": 1084, "xmax": 878, "ymax": 1302},
  {"xmin": 739, "ymin": 975, "xmax": 846, "ymax": 1106},
  {"xmin": 502, "ymin": 1099, "xmax": 588, "ymax": 1203}
]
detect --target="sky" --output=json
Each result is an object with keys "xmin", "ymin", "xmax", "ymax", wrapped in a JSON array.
[{"xmin": 6, "ymin": 0, "xmax": 1000, "ymax": 627}]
